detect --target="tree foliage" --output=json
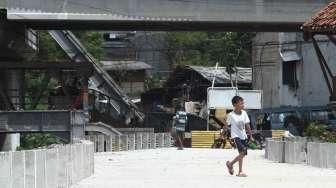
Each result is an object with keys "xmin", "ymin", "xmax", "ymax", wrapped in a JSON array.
[
  {"xmin": 17, "ymin": 133, "xmax": 64, "ymax": 150},
  {"xmin": 166, "ymin": 32, "xmax": 255, "ymax": 67},
  {"xmin": 74, "ymin": 31, "xmax": 105, "ymax": 61},
  {"xmin": 38, "ymin": 31, "xmax": 68, "ymax": 61},
  {"xmin": 37, "ymin": 31, "xmax": 104, "ymax": 61},
  {"xmin": 304, "ymin": 123, "xmax": 336, "ymax": 143}
]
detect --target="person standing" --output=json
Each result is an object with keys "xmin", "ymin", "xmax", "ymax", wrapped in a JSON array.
[
  {"xmin": 225, "ymin": 96, "xmax": 253, "ymax": 177},
  {"xmin": 173, "ymin": 109, "xmax": 187, "ymax": 150}
]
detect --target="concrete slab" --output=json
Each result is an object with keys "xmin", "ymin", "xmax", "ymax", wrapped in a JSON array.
[{"xmin": 71, "ymin": 148, "xmax": 336, "ymax": 188}]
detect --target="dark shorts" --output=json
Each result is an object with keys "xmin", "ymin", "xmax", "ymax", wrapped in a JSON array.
[
  {"xmin": 234, "ymin": 137, "xmax": 248, "ymax": 155},
  {"xmin": 176, "ymin": 130, "xmax": 184, "ymax": 139}
]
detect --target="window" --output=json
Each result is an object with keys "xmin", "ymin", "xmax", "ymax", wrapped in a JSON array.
[{"xmin": 282, "ymin": 61, "xmax": 297, "ymax": 87}]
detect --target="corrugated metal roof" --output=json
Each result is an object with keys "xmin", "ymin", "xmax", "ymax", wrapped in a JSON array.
[
  {"xmin": 303, "ymin": 2, "xmax": 336, "ymax": 33},
  {"xmin": 101, "ymin": 61, "xmax": 152, "ymax": 71},
  {"xmin": 280, "ymin": 51, "xmax": 302, "ymax": 62},
  {"xmin": 187, "ymin": 65, "xmax": 251, "ymax": 84}
]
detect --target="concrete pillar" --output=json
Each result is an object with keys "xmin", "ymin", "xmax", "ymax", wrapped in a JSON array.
[
  {"xmin": 1, "ymin": 133, "xmax": 20, "ymax": 151},
  {"xmin": 1, "ymin": 69, "xmax": 23, "ymax": 151}
]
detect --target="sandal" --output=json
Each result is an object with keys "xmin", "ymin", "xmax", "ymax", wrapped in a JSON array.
[
  {"xmin": 236, "ymin": 172, "xmax": 248, "ymax": 177},
  {"xmin": 226, "ymin": 161, "xmax": 234, "ymax": 175}
]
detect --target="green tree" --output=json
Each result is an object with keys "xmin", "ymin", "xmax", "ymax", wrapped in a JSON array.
[
  {"xmin": 166, "ymin": 32, "xmax": 255, "ymax": 67},
  {"xmin": 74, "ymin": 31, "xmax": 105, "ymax": 61},
  {"xmin": 38, "ymin": 31, "xmax": 68, "ymax": 61}
]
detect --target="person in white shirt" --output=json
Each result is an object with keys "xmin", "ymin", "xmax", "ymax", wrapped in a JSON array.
[{"xmin": 225, "ymin": 96, "xmax": 253, "ymax": 177}]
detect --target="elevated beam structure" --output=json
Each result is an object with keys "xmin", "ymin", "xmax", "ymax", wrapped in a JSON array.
[
  {"xmin": 5, "ymin": 0, "xmax": 332, "ymax": 31},
  {"xmin": 0, "ymin": 110, "xmax": 86, "ymax": 142}
]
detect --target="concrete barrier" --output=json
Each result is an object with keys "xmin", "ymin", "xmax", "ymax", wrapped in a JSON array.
[
  {"xmin": 266, "ymin": 138, "xmax": 336, "ymax": 169},
  {"xmin": 87, "ymin": 132, "xmax": 173, "ymax": 153},
  {"xmin": 307, "ymin": 142, "xmax": 336, "ymax": 169},
  {"xmin": 0, "ymin": 141, "xmax": 94, "ymax": 188}
]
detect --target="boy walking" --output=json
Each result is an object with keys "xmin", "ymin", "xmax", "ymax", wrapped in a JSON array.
[{"xmin": 225, "ymin": 96, "xmax": 253, "ymax": 177}]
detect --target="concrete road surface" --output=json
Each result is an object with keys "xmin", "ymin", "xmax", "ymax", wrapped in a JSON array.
[{"xmin": 72, "ymin": 148, "xmax": 336, "ymax": 188}]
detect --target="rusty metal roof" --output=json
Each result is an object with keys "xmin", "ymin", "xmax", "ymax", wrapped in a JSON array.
[{"xmin": 303, "ymin": 1, "xmax": 336, "ymax": 34}]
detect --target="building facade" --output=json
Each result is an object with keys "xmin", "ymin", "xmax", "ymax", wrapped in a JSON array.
[{"xmin": 252, "ymin": 32, "xmax": 336, "ymax": 108}]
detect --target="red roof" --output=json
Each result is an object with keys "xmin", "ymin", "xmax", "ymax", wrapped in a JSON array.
[{"xmin": 303, "ymin": 1, "xmax": 336, "ymax": 34}]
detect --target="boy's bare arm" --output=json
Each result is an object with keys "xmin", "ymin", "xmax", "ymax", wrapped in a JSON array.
[
  {"xmin": 223, "ymin": 119, "xmax": 229, "ymax": 130},
  {"xmin": 245, "ymin": 123, "xmax": 253, "ymax": 140}
]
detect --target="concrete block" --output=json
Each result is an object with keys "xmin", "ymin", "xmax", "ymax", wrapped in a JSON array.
[
  {"xmin": 156, "ymin": 133, "xmax": 164, "ymax": 148},
  {"xmin": 35, "ymin": 150, "xmax": 46, "ymax": 188},
  {"xmin": 136, "ymin": 134, "xmax": 142, "ymax": 150},
  {"xmin": 89, "ymin": 143, "xmax": 94, "ymax": 174},
  {"xmin": 57, "ymin": 146, "xmax": 68, "ymax": 188},
  {"xmin": 25, "ymin": 150, "xmax": 36, "ymax": 188},
  {"xmin": 84, "ymin": 143, "xmax": 93, "ymax": 177},
  {"xmin": 12, "ymin": 151, "xmax": 24, "ymax": 188},
  {"xmin": 128, "ymin": 134, "xmax": 135, "ymax": 150},
  {"xmin": 105, "ymin": 135, "xmax": 112, "ymax": 152},
  {"xmin": 149, "ymin": 133, "xmax": 156, "ymax": 149},
  {"xmin": 45, "ymin": 149, "xmax": 58, "ymax": 188},
  {"xmin": 120, "ymin": 135, "xmax": 128, "ymax": 151},
  {"xmin": 64, "ymin": 145, "xmax": 73, "ymax": 186},
  {"xmin": 97, "ymin": 135, "xmax": 105, "ymax": 152},
  {"xmin": 115, "ymin": 135, "xmax": 121, "ymax": 151},
  {"xmin": 0, "ymin": 152, "xmax": 12, "ymax": 188},
  {"xmin": 142, "ymin": 133, "xmax": 148, "ymax": 149}
]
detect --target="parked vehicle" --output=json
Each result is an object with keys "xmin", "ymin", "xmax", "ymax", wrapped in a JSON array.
[{"xmin": 249, "ymin": 106, "xmax": 336, "ymax": 136}]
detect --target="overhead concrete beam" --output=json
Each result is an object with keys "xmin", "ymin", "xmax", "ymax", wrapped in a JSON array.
[{"xmin": 4, "ymin": 0, "xmax": 333, "ymax": 31}]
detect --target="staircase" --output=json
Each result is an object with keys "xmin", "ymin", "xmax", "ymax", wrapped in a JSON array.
[{"xmin": 48, "ymin": 30, "xmax": 143, "ymax": 125}]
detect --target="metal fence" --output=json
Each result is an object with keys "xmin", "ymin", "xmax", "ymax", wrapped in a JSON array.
[
  {"xmin": 86, "ymin": 132, "xmax": 173, "ymax": 152},
  {"xmin": 265, "ymin": 137, "xmax": 336, "ymax": 169},
  {"xmin": 0, "ymin": 141, "xmax": 94, "ymax": 188}
]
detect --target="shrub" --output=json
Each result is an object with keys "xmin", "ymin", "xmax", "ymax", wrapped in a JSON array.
[
  {"xmin": 17, "ymin": 133, "xmax": 64, "ymax": 150},
  {"xmin": 304, "ymin": 123, "xmax": 336, "ymax": 143}
]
